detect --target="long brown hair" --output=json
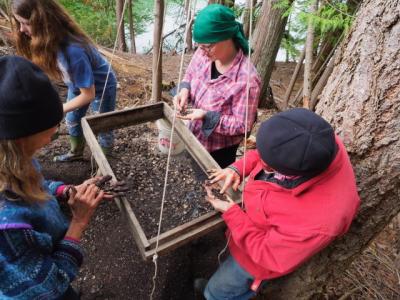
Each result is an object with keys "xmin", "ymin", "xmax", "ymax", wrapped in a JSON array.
[
  {"xmin": 11, "ymin": 0, "xmax": 94, "ymax": 80},
  {"xmin": 0, "ymin": 139, "xmax": 49, "ymax": 203}
]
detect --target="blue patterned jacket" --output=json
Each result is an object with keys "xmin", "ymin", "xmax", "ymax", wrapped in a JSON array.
[{"xmin": 0, "ymin": 165, "xmax": 83, "ymax": 299}]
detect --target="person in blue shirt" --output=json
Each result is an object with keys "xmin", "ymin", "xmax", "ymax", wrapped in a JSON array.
[
  {"xmin": 11, "ymin": 0, "xmax": 117, "ymax": 162},
  {"xmin": 0, "ymin": 56, "xmax": 112, "ymax": 299}
]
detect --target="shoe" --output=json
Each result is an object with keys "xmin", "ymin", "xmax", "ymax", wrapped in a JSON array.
[
  {"xmin": 101, "ymin": 146, "xmax": 112, "ymax": 156},
  {"xmin": 194, "ymin": 278, "xmax": 208, "ymax": 299},
  {"xmin": 53, "ymin": 152, "xmax": 84, "ymax": 162},
  {"xmin": 54, "ymin": 136, "xmax": 85, "ymax": 162}
]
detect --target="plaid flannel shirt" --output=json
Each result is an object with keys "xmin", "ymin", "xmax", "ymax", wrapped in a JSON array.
[{"xmin": 183, "ymin": 48, "xmax": 261, "ymax": 152}]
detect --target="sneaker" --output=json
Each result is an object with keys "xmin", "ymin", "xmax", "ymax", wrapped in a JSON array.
[
  {"xmin": 53, "ymin": 152, "xmax": 84, "ymax": 162},
  {"xmin": 194, "ymin": 278, "xmax": 208, "ymax": 299}
]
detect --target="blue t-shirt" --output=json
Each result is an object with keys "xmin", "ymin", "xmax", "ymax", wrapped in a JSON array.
[{"xmin": 58, "ymin": 43, "xmax": 117, "ymax": 99}]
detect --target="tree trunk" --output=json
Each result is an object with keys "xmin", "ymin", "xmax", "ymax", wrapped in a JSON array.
[
  {"xmin": 151, "ymin": 0, "xmax": 164, "ymax": 102},
  {"xmin": 311, "ymin": 31, "xmax": 339, "ymax": 75},
  {"xmin": 243, "ymin": 0, "xmax": 257, "ymax": 38},
  {"xmin": 310, "ymin": 50, "xmax": 338, "ymax": 110},
  {"xmin": 184, "ymin": 0, "xmax": 193, "ymax": 53},
  {"xmin": 128, "ymin": 0, "xmax": 136, "ymax": 54},
  {"xmin": 303, "ymin": 0, "xmax": 318, "ymax": 109},
  {"xmin": 283, "ymin": 48, "xmax": 305, "ymax": 109},
  {"xmin": 312, "ymin": 0, "xmax": 360, "ymax": 74},
  {"xmin": 252, "ymin": 0, "xmax": 295, "ymax": 108},
  {"xmin": 116, "ymin": 0, "xmax": 127, "ymax": 52},
  {"xmin": 260, "ymin": 0, "xmax": 400, "ymax": 298},
  {"xmin": 209, "ymin": 0, "xmax": 235, "ymax": 6}
]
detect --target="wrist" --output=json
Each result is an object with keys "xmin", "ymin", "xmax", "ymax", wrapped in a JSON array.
[
  {"xmin": 227, "ymin": 165, "xmax": 240, "ymax": 177},
  {"xmin": 66, "ymin": 220, "xmax": 87, "ymax": 240}
]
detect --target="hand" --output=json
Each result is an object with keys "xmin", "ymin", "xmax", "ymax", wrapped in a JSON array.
[
  {"xmin": 177, "ymin": 108, "xmax": 207, "ymax": 121},
  {"xmin": 75, "ymin": 176, "xmax": 102, "ymax": 190},
  {"xmin": 67, "ymin": 184, "xmax": 105, "ymax": 230},
  {"xmin": 173, "ymin": 88, "xmax": 189, "ymax": 112},
  {"xmin": 204, "ymin": 184, "xmax": 235, "ymax": 213},
  {"xmin": 208, "ymin": 168, "xmax": 241, "ymax": 194}
]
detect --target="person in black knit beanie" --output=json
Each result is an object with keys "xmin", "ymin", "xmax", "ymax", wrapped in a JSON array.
[
  {"xmin": 0, "ymin": 56, "xmax": 111, "ymax": 300},
  {"xmin": 195, "ymin": 108, "xmax": 360, "ymax": 300}
]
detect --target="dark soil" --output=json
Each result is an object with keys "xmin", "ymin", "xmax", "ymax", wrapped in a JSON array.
[
  {"xmin": 37, "ymin": 133, "xmax": 228, "ymax": 300},
  {"xmin": 108, "ymin": 123, "xmax": 213, "ymax": 238}
]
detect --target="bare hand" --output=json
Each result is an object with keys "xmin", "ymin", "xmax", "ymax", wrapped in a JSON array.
[
  {"xmin": 173, "ymin": 88, "xmax": 189, "ymax": 112},
  {"xmin": 204, "ymin": 184, "xmax": 235, "ymax": 213},
  {"xmin": 67, "ymin": 183, "xmax": 105, "ymax": 229},
  {"xmin": 208, "ymin": 168, "xmax": 241, "ymax": 194},
  {"xmin": 177, "ymin": 108, "xmax": 207, "ymax": 121},
  {"xmin": 75, "ymin": 176, "xmax": 114, "ymax": 199}
]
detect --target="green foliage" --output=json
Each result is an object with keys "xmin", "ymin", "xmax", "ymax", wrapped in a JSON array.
[
  {"xmin": 275, "ymin": 0, "xmax": 357, "ymax": 61},
  {"xmin": 273, "ymin": 0, "xmax": 295, "ymax": 17},
  {"xmin": 298, "ymin": 0, "xmax": 354, "ymax": 34},
  {"xmin": 60, "ymin": 0, "xmax": 153, "ymax": 48},
  {"xmin": 60, "ymin": 0, "xmax": 116, "ymax": 47}
]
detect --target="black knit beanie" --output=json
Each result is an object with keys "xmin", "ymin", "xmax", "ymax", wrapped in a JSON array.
[
  {"xmin": 256, "ymin": 108, "xmax": 336, "ymax": 177},
  {"xmin": 0, "ymin": 56, "xmax": 63, "ymax": 140}
]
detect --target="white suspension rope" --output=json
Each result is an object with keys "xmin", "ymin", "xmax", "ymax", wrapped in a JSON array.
[
  {"xmin": 97, "ymin": 0, "xmax": 129, "ymax": 112},
  {"xmin": 241, "ymin": 0, "xmax": 255, "ymax": 207},
  {"xmin": 87, "ymin": 0, "xmax": 129, "ymax": 180},
  {"xmin": 217, "ymin": 0, "xmax": 255, "ymax": 263},
  {"xmin": 150, "ymin": 1, "xmax": 193, "ymax": 299}
]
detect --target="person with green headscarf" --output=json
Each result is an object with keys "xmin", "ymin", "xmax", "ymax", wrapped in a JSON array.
[{"xmin": 175, "ymin": 4, "xmax": 261, "ymax": 169}]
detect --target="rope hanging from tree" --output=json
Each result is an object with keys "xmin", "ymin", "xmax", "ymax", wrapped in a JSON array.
[
  {"xmin": 90, "ymin": 0, "xmax": 129, "ymax": 178},
  {"xmin": 150, "ymin": 0, "xmax": 198, "ymax": 298},
  {"xmin": 87, "ymin": 0, "xmax": 256, "ymax": 298},
  {"xmin": 216, "ymin": 0, "xmax": 255, "ymax": 266}
]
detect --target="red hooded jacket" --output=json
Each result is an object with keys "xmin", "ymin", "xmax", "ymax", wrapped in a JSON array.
[{"xmin": 223, "ymin": 136, "xmax": 360, "ymax": 284}]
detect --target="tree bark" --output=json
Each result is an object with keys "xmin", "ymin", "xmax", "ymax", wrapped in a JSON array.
[
  {"xmin": 243, "ymin": 0, "xmax": 257, "ymax": 38},
  {"xmin": 310, "ymin": 50, "xmax": 338, "ymax": 110},
  {"xmin": 116, "ymin": 0, "xmax": 127, "ymax": 52},
  {"xmin": 184, "ymin": 0, "xmax": 193, "ymax": 53},
  {"xmin": 311, "ymin": 30, "xmax": 339, "ymax": 75},
  {"xmin": 252, "ymin": 0, "xmax": 295, "ymax": 108},
  {"xmin": 303, "ymin": 0, "xmax": 318, "ymax": 109},
  {"xmin": 260, "ymin": 0, "xmax": 400, "ymax": 298},
  {"xmin": 283, "ymin": 48, "xmax": 305, "ymax": 109},
  {"xmin": 128, "ymin": 0, "xmax": 136, "ymax": 54},
  {"xmin": 151, "ymin": 0, "xmax": 165, "ymax": 102},
  {"xmin": 312, "ymin": 0, "xmax": 360, "ymax": 75}
]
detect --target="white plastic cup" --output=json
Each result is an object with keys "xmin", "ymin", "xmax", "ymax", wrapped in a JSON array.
[{"xmin": 155, "ymin": 119, "xmax": 185, "ymax": 155}]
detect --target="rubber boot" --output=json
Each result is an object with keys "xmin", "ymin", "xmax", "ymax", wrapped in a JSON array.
[
  {"xmin": 101, "ymin": 146, "xmax": 112, "ymax": 157},
  {"xmin": 54, "ymin": 136, "xmax": 85, "ymax": 162}
]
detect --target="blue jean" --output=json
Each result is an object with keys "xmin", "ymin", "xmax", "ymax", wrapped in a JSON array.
[
  {"xmin": 65, "ymin": 86, "xmax": 116, "ymax": 148},
  {"xmin": 204, "ymin": 255, "xmax": 258, "ymax": 300}
]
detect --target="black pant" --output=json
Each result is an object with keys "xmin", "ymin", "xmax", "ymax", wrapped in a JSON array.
[{"xmin": 210, "ymin": 144, "xmax": 240, "ymax": 169}]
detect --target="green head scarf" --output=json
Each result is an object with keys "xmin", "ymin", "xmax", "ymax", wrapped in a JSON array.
[{"xmin": 193, "ymin": 4, "xmax": 250, "ymax": 55}]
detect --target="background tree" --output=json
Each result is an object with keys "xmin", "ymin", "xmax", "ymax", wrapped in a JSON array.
[
  {"xmin": 252, "ymin": 0, "xmax": 295, "ymax": 108},
  {"xmin": 59, "ymin": 0, "xmax": 152, "ymax": 49},
  {"xmin": 302, "ymin": 0, "xmax": 318, "ymax": 108},
  {"xmin": 151, "ymin": 0, "xmax": 165, "ymax": 102},
  {"xmin": 184, "ymin": 0, "xmax": 193, "ymax": 52},
  {"xmin": 259, "ymin": 0, "xmax": 400, "ymax": 298},
  {"xmin": 242, "ymin": 0, "xmax": 257, "ymax": 38},
  {"xmin": 283, "ymin": 0, "xmax": 359, "ymax": 109},
  {"xmin": 116, "ymin": 0, "xmax": 128, "ymax": 52},
  {"xmin": 128, "ymin": 0, "xmax": 137, "ymax": 53}
]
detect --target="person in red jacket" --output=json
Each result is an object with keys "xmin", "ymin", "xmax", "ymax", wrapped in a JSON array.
[{"xmin": 200, "ymin": 108, "xmax": 360, "ymax": 300}]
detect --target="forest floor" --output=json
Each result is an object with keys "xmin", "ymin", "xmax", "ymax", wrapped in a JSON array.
[{"xmin": 1, "ymin": 45, "xmax": 399, "ymax": 299}]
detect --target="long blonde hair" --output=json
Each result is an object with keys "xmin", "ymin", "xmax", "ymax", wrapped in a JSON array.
[
  {"xmin": 11, "ymin": 0, "xmax": 95, "ymax": 80},
  {"xmin": 0, "ymin": 139, "xmax": 49, "ymax": 203}
]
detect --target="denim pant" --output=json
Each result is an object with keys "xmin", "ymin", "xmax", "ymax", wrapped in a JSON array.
[
  {"xmin": 65, "ymin": 86, "xmax": 116, "ymax": 148},
  {"xmin": 204, "ymin": 255, "xmax": 258, "ymax": 300}
]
